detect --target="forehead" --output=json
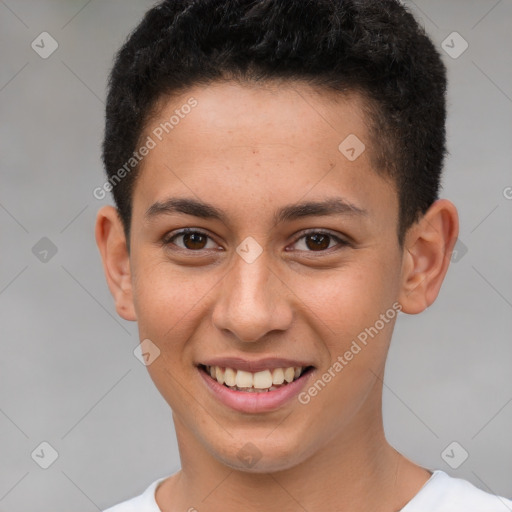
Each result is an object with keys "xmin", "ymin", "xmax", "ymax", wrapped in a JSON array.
[
  {"xmin": 132, "ymin": 81, "xmax": 397, "ymax": 230},
  {"xmin": 149, "ymin": 80, "xmax": 369, "ymax": 156}
]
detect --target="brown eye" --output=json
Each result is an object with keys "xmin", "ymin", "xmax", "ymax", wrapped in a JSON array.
[
  {"xmin": 164, "ymin": 229, "xmax": 218, "ymax": 251},
  {"xmin": 305, "ymin": 233, "xmax": 330, "ymax": 251},
  {"xmin": 291, "ymin": 230, "xmax": 348, "ymax": 252},
  {"xmin": 181, "ymin": 232, "xmax": 207, "ymax": 250}
]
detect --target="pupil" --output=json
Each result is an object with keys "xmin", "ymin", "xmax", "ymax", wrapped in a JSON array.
[
  {"xmin": 185, "ymin": 232, "xmax": 206, "ymax": 250},
  {"xmin": 306, "ymin": 233, "xmax": 329, "ymax": 251}
]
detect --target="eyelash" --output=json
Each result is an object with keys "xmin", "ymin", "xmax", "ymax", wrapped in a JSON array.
[{"xmin": 162, "ymin": 228, "xmax": 350, "ymax": 254}]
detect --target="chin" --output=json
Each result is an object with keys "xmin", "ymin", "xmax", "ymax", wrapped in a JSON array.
[{"xmin": 212, "ymin": 434, "xmax": 310, "ymax": 474}]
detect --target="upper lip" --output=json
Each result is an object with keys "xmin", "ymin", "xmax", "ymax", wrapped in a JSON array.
[{"xmin": 198, "ymin": 357, "xmax": 314, "ymax": 373}]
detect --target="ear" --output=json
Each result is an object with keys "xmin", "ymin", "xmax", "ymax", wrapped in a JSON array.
[
  {"xmin": 95, "ymin": 205, "xmax": 137, "ymax": 321},
  {"xmin": 398, "ymin": 199, "xmax": 459, "ymax": 314}
]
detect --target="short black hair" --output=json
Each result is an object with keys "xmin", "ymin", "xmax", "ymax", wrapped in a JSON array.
[{"xmin": 102, "ymin": 0, "xmax": 447, "ymax": 246}]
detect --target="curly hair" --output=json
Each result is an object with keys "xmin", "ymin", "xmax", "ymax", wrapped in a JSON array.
[{"xmin": 102, "ymin": 0, "xmax": 447, "ymax": 246}]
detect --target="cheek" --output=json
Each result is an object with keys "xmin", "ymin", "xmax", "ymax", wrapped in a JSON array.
[
  {"xmin": 129, "ymin": 257, "xmax": 210, "ymax": 411},
  {"xmin": 295, "ymin": 258, "xmax": 397, "ymax": 337},
  {"xmin": 130, "ymin": 255, "xmax": 210, "ymax": 338},
  {"xmin": 296, "ymin": 267, "xmax": 398, "ymax": 429}
]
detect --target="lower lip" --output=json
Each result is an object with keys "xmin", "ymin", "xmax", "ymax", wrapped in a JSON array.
[{"xmin": 198, "ymin": 366, "xmax": 314, "ymax": 413}]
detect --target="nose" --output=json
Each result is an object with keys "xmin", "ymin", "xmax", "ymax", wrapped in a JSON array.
[{"xmin": 211, "ymin": 248, "xmax": 293, "ymax": 343}]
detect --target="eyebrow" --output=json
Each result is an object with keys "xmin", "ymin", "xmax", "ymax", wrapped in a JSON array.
[{"xmin": 145, "ymin": 196, "xmax": 367, "ymax": 225}]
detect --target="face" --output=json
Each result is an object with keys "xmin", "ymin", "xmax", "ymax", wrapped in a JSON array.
[{"xmin": 123, "ymin": 81, "xmax": 406, "ymax": 471}]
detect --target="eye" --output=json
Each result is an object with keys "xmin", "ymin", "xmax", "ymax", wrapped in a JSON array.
[
  {"xmin": 289, "ymin": 230, "xmax": 349, "ymax": 252},
  {"xmin": 163, "ymin": 228, "xmax": 219, "ymax": 251},
  {"xmin": 162, "ymin": 228, "xmax": 350, "ymax": 254}
]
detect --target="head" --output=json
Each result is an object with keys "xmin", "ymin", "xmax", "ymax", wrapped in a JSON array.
[{"xmin": 96, "ymin": 0, "xmax": 458, "ymax": 473}]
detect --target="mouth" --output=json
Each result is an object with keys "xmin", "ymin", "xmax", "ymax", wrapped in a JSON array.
[{"xmin": 198, "ymin": 364, "xmax": 315, "ymax": 393}]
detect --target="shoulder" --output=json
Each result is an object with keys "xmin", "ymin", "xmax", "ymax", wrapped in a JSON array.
[
  {"xmin": 103, "ymin": 477, "xmax": 168, "ymax": 512},
  {"xmin": 403, "ymin": 470, "xmax": 512, "ymax": 512}
]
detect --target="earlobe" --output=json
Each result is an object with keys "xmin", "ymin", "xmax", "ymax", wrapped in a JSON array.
[
  {"xmin": 95, "ymin": 206, "xmax": 137, "ymax": 321},
  {"xmin": 398, "ymin": 199, "xmax": 459, "ymax": 315}
]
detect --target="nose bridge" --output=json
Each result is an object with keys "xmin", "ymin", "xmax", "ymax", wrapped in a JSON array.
[{"xmin": 212, "ymin": 246, "xmax": 292, "ymax": 342}]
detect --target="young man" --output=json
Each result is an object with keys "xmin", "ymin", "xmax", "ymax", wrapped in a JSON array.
[{"xmin": 96, "ymin": 1, "xmax": 512, "ymax": 510}]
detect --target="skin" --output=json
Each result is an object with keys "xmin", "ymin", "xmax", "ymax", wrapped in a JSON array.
[{"xmin": 96, "ymin": 80, "xmax": 459, "ymax": 511}]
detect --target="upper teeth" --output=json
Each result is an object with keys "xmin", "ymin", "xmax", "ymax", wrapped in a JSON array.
[{"xmin": 206, "ymin": 365, "xmax": 305, "ymax": 389}]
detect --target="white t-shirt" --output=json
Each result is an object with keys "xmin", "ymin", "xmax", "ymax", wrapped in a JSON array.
[{"xmin": 103, "ymin": 470, "xmax": 512, "ymax": 512}]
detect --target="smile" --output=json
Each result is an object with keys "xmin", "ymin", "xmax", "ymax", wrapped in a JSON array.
[
  {"xmin": 200, "ymin": 364, "xmax": 314, "ymax": 392},
  {"xmin": 197, "ymin": 361, "xmax": 315, "ymax": 413}
]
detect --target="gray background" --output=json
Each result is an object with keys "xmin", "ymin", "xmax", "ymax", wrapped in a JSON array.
[{"xmin": 0, "ymin": 0, "xmax": 511, "ymax": 510}]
